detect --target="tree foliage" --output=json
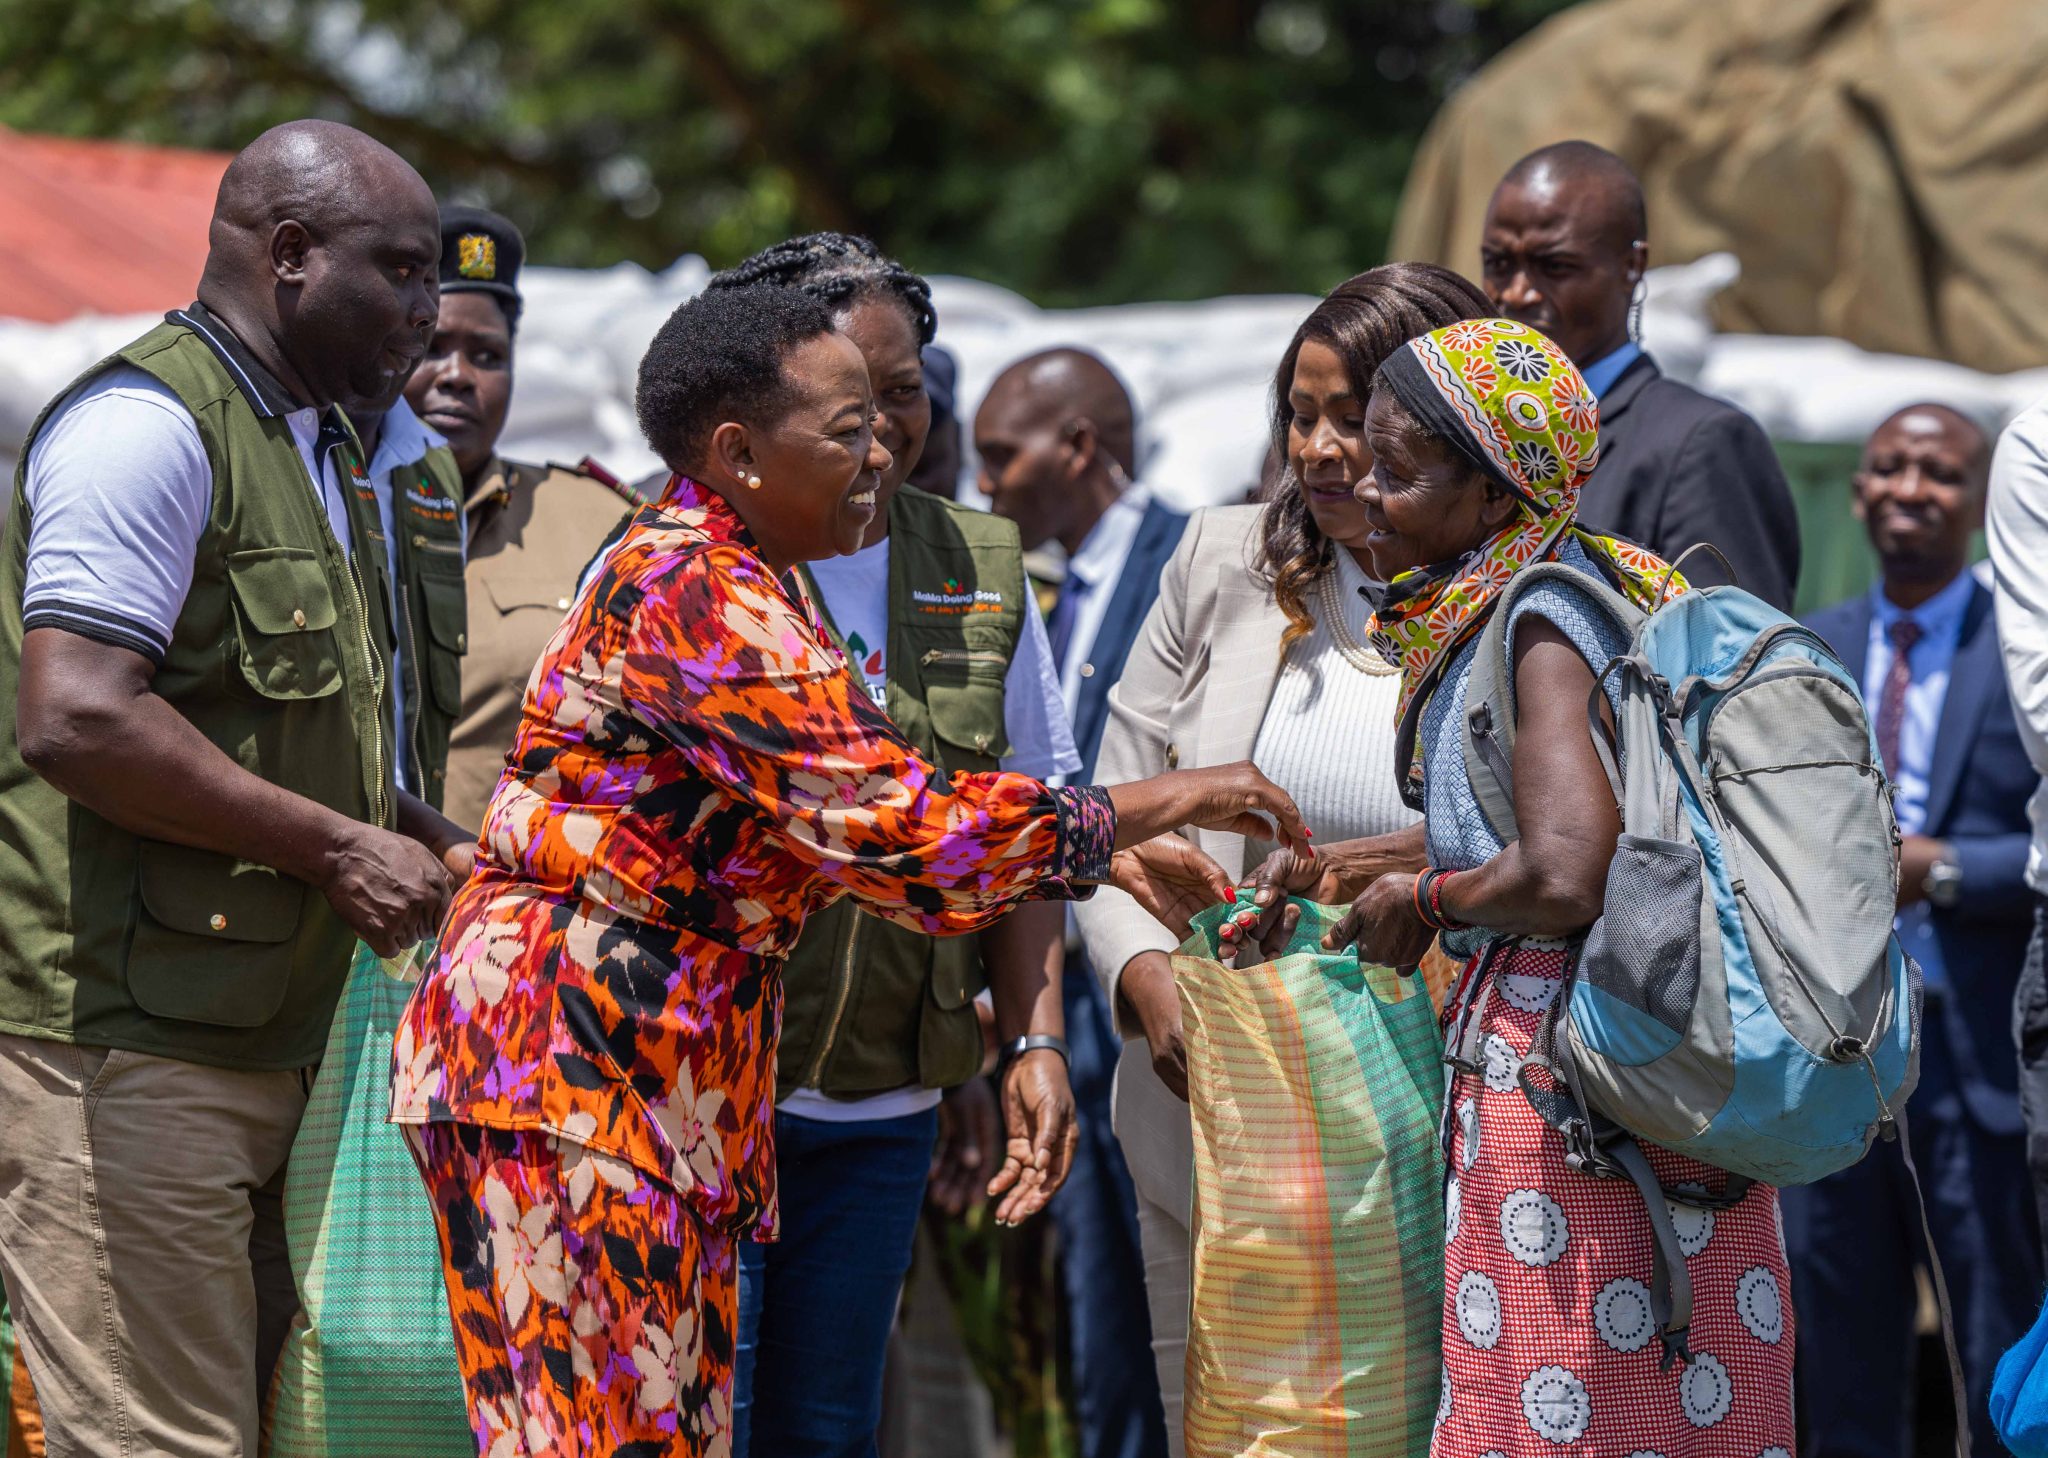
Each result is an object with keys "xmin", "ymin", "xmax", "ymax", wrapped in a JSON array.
[{"xmin": 1, "ymin": 0, "xmax": 1574, "ymax": 303}]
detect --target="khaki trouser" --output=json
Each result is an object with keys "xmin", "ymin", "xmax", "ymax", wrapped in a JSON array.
[
  {"xmin": 0, "ymin": 1033, "xmax": 308, "ymax": 1458},
  {"xmin": 1110, "ymin": 1038, "xmax": 1193, "ymax": 1458}
]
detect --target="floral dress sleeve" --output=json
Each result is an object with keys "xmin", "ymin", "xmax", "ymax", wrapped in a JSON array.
[{"xmin": 618, "ymin": 542, "xmax": 1114, "ymax": 932}]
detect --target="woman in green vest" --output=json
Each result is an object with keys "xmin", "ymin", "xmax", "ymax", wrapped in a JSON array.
[{"xmin": 706, "ymin": 236, "xmax": 1080, "ymax": 1458}]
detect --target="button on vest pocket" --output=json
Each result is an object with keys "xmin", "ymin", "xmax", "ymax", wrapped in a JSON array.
[
  {"xmin": 127, "ymin": 839, "xmax": 303, "ymax": 1027},
  {"xmin": 225, "ymin": 547, "xmax": 344, "ymax": 701},
  {"xmin": 920, "ymin": 649, "xmax": 1013, "ymax": 772}
]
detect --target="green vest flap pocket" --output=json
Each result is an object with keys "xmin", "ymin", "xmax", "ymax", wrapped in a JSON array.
[
  {"xmin": 923, "ymin": 676, "xmax": 1013, "ymax": 768},
  {"xmin": 420, "ymin": 572, "xmax": 468, "ymax": 714},
  {"xmin": 226, "ymin": 548, "xmax": 345, "ymax": 701},
  {"xmin": 128, "ymin": 841, "xmax": 304, "ymax": 1027}
]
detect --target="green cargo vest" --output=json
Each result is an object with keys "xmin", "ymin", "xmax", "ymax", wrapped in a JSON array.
[
  {"xmin": 777, "ymin": 488, "xmax": 1029, "ymax": 1101},
  {"xmin": 356, "ymin": 435, "xmax": 466, "ymax": 811},
  {"xmin": 0, "ymin": 320, "xmax": 399, "ymax": 1071}
]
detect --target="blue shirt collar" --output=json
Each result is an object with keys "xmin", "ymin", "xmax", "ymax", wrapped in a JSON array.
[
  {"xmin": 1581, "ymin": 341, "xmax": 1644, "ymax": 402},
  {"xmin": 1870, "ymin": 568, "xmax": 1976, "ymax": 643}
]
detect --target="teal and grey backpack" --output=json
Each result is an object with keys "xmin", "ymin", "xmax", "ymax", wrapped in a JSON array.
[{"xmin": 1452, "ymin": 556, "xmax": 1928, "ymax": 1370}]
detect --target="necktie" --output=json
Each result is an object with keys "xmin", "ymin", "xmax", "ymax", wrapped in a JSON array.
[
  {"xmin": 1047, "ymin": 572, "xmax": 1090, "ymax": 672},
  {"xmin": 1876, "ymin": 617, "xmax": 1922, "ymax": 775}
]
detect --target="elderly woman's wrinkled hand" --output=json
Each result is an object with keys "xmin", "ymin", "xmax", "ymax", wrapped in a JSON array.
[{"xmin": 1323, "ymin": 872, "xmax": 1436, "ymax": 969}]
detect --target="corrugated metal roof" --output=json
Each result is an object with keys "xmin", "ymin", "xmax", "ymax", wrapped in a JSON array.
[{"xmin": 0, "ymin": 129, "xmax": 228, "ymax": 322}]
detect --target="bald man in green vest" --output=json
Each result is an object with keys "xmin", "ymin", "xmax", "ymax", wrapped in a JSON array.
[{"xmin": 0, "ymin": 120, "xmax": 471, "ymax": 1456}]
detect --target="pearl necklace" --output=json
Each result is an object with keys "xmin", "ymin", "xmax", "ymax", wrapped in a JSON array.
[{"xmin": 1317, "ymin": 561, "xmax": 1399, "ymax": 676}]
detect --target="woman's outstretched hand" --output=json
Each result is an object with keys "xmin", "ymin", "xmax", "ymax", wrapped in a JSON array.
[
  {"xmin": 1107, "ymin": 762, "xmax": 1313, "ymax": 855},
  {"xmin": 1110, "ymin": 834, "xmax": 1234, "ymax": 939}
]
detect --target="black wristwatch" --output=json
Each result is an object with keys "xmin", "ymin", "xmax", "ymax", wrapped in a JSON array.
[
  {"xmin": 1923, "ymin": 856, "xmax": 1964, "ymax": 909},
  {"xmin": 999, "ymin": 1033, "xmax": 1070, "ymax": 1068}
]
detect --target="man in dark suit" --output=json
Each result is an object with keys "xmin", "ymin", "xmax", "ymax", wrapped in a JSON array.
[
  {"xmin": 977, "ymin": 348, "xmax": 1187, "ymax": 1458},
  {"xmin": 1481, "ymin": 141, "xmax": 1802, "ymax": 609},
  {"xmin": 1784, "ymin": 404, "xmax": 2042, "ymax": 1458}
]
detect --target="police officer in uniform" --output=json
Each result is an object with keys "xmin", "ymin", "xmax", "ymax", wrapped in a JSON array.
[{"xmin": 402, "ymin": 205, "xmax": 641, "ymax": 828}]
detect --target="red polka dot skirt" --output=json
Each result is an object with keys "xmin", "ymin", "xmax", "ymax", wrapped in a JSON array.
[{"xmin": 1432, "ymin": 940, "xmax": 1796, "ymax": 1457}]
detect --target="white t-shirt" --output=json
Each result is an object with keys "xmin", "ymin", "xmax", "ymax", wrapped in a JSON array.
[
  {"xmin": 22, "ymin": 366, "xmax": 354, "ymax": 665},
  {"xmin": 362, "ymin": 397, "xmax": 455, "ymax": 794},
  {"xmin": 782, "ymin": 532, "xmax": 1081, "ymax": 1123}
]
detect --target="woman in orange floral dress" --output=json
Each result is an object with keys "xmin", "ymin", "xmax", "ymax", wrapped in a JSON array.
[{"xmin": 391, "ymin": 284, "xmax": 1307, "ymax": 1458}]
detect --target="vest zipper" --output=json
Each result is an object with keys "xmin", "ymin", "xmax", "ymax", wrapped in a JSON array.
[
  {"xmin": 396, "ymin": 577, "xmax": 424, "ymax": 791},
  {"xmin": 804, "ymin": 911, "xmax": 863, "ymax": 1086},
  {"xmin": 343, "ymin": 549, "xmax": 390, "ymax": 828},
  {"xmin": 410, "ymin": 532, "xmax": 463, "ymax": 557},
  {"xmin": 919, "ymin": 648, "xmax": 1008, "ymax": 671}
]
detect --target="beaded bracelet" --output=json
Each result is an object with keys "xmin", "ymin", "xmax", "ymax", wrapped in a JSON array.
[{"xmin": 1412, "ymin": 867, "xmax": 1471, "ymax": 933}]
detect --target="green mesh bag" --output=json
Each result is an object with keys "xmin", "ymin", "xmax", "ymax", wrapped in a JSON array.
[{"xmin": 264, "ymin": 941, "xmax": 471, "ymax": 1457}]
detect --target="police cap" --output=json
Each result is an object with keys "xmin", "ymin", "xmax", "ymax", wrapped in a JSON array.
[{"xmin": 437, "ymin": 204, "xmax": 525, "ymax": 327}]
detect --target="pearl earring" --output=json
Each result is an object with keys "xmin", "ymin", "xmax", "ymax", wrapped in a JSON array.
[{"xmin": 745, "ymin": 474, "xmax": 763, "ymax": 491}]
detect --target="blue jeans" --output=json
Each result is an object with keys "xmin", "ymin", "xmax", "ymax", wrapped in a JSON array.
[
  {"xmin": 732, "ymin": 1105, "xmax": 939, "ymax": 1458},
  {"xmin": 1052, "ymin": 956, "xmax": 1170, "ymax": 1458}
]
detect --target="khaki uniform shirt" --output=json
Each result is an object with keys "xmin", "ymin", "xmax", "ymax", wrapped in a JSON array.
[{"xmin": 444, "ymin": 457, "xmax": 637, "ymax": 828}]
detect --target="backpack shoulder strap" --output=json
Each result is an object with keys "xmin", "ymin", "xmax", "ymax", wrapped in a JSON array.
[{"xmin": 1461, "ymin": 561, "xmax": 1648, "ymax": 844}]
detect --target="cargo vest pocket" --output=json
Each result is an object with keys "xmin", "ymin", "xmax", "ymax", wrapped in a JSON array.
[
  {"xmin": 226, "ymin": 547, "xmax": 344, "ymax": 701},
  {"xmin": 420, "ymin": 571, "xmax": 468, "ymax": 715},
  {"xmin": 922, "ymin": 651, "xmax": 1012, "ymax": 773},
  {"xmin": 127, "ymin": 840, "xmax": 303, "ymax": 1027},
  {"xmin": 919, "ymin": 934, "xmax": 987, "ymax": 1090}
]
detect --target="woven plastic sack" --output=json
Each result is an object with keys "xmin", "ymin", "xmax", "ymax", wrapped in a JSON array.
[
  {"xmin": 1177, "ymin": 897, "xmax": 1445, "ymax": 1458},
  {"xmin": 264, "ymin": 941, "xmax": 471, "ymax": 1457}
]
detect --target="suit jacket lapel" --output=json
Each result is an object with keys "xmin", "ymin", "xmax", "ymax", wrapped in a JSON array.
[
  {"xmin": 1924, "ymin": 583, "xmax": 1999, "ymax": 832},
  {"xmin": 1074, "ymin": 501, "xmax": 1183, "ymax": 776},
  {"xmin": 1201, "ymin": 569, "xmax": 1287, "ymax": 765}
]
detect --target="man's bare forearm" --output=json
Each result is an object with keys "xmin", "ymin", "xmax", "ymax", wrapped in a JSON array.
[{"xmin": 18, "ymin": 629, "xmax": 360, "ymax": 885}]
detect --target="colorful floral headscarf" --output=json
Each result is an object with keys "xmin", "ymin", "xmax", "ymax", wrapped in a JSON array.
[{"xmin": 1365, "ymin": 318, "xmax": 1684, "ymax": 784}]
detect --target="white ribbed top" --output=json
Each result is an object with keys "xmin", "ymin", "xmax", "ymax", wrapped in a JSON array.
[{"xmin": 1249, "ymin": 549, "xmax": 1418, "ymax": 848}]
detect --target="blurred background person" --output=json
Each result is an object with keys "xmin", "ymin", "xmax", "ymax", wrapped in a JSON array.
[
  {"xmin": 1786, "ymin": 403, "xmax": 2042, "ymax": 1457},
  {"xmin": 1074, "ymin": 260, "xmax": 1484, "ymax": 1450},
  {"xmin": 405, "ymin": 205, "xmax": 641, "ymax": 830},
  {"xmin": 906, "ymin": 343, "xmax": 964, "ymax": 499},
  {"xmin": 975, "ymin": 347, "xmax": 1187, "ymax": 1458},
  {"xmin": 1480, "ymin": 141, "xmax": 1802, "ymax": 609},
  {"xmin": 702, "ymin": 233, "xmax": 1080, "ymax": 1458}
]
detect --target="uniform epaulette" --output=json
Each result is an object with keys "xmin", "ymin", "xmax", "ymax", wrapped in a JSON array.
[{"xmin": 546, "ymin": 456, "xmax": 648, "ymax": 507}]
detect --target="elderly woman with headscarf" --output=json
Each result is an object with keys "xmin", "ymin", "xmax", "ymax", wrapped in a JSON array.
[{"xmin": 1257, "ymin": 318, "xmax": 1797, "ymax": 1456}]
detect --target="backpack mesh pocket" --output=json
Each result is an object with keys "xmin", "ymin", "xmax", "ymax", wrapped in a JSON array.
[{"xmin": 1581, "ymin": 834, "xmax": 1703, "ymax": 1036}]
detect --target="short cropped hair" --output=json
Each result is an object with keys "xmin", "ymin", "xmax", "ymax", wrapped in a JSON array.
[{"xmin": 635, "ymin": 286, "xmax": 840, "ymax": 473}]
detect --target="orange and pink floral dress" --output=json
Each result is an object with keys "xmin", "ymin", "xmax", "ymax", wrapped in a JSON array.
[{"xmin": 391, "ymin": 477, "xmax": 1111, "ymax": 1457}]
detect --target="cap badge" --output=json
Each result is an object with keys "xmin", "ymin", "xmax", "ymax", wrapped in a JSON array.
[{"xmin": 457, "ymin": 234, "xmax": 497, "ymax": 280}]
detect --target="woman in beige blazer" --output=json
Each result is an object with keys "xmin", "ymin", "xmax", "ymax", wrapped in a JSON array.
[{"xmin": 1074, "ymin": 262, "xmax": 1489, "ymax": 1451}]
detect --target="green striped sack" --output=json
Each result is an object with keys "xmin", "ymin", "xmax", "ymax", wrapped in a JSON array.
[
  {"xmin": 264, "ymin": 941, "xmax": 471, "ymax": 1457},
  {"xmin": 1176, "ymin": 897, "xmax": 1446, "ymax": 1458}
]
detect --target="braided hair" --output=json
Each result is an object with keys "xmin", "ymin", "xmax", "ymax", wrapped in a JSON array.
[{"xmin": 708, "ymin": 232, "xmax": 937, "ymax": 345}]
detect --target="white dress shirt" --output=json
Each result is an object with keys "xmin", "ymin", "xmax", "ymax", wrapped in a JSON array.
[
  {"xmin": 1988, "ymin": 395, "xmax": 2048, "ymax": 895},
  {"xmin": 1057, "ymin": 483, "xmax": 1151, "ymax": 716}
]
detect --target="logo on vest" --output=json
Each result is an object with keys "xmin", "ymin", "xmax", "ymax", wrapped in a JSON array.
[
  {"xmin": 910, "ymin": 578, "xmax": 1004, "ymax": 616},
  {"xmin": 404, "ymin": 479, "xmax": 459, "ymax": 525}
]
